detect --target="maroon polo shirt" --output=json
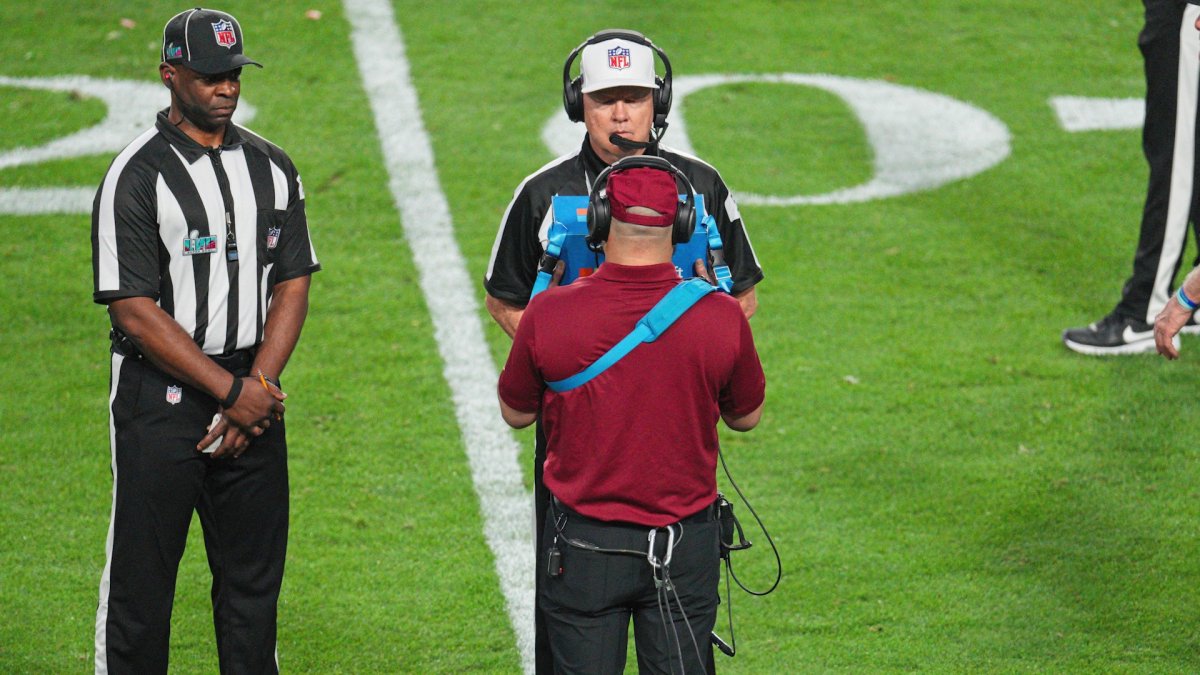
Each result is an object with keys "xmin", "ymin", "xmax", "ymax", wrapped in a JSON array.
[{"xmin": 498, "ymin": 262, "xmax": 765, "ymax": 527}]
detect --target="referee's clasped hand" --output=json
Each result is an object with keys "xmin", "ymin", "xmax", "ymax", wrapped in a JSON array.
[
  {"xmin": 199, "ymin": 419, "xmax": 251, "ymax": 459},
  {"xmin": 199, "ymin": 377, "xmax": 286, "ymax": 458}
]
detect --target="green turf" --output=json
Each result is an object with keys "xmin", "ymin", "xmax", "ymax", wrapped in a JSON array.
[
  {"xmin": 4, "ymin": 0, "xmax": 1200, "ymax": 672},
  {"xmin": 0, "ymin": 86, "xmax": 105, "ymax": 154}
]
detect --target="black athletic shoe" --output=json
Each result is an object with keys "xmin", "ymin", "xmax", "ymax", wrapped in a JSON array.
[{"xmin": 1062, "ymin": 313, "xmax": 1167, "ymax": 355}]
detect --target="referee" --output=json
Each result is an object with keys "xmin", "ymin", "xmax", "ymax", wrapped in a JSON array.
[
  {"xmin": 90, "ymin": 8, "xmax": 319, "ymax": 673},
  {"xmin": 1063, "ymin": 0, "xmax": 1200, "ymax": 354}
]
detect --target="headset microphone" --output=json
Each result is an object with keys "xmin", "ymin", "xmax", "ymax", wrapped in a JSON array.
[
  {"xmin": 604, "ymin": 126, "xmax": 672, "ymax": 151},
  {"xmin": 609, "ymin": 133, "xmax": 652, "ymax": 151}
]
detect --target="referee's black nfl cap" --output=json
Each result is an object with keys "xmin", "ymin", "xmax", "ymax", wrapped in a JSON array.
[{"xmin": 162, "ymin": 7, "xmax": 262, "ymax": 74}]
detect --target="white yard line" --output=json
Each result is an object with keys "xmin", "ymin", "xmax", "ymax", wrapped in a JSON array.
[{"xmin": 342, "ymin": 1, "xmax": 534, "ymax": 671}]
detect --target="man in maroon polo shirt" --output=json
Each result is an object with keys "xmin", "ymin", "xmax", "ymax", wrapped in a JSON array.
[{"xmin": 497, "ymin": 164, "xmax": 765, "ymax": 673}]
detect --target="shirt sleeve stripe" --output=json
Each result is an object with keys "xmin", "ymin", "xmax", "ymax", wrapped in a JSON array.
[{"xmin": 94, "ymin": 127, "xmax": 159, "ymax": 294}]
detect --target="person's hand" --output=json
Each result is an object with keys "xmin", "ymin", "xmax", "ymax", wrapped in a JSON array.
[
  {"xmin": 196, "ymin": 415, "xmax": 254, "ymax": 458},
  {"xmin": 548, "ymin": 259, "xmax": 565, "ymax": 288},
  {"xmin": 1154, "ymin": 299, "xmax": 1192, "ymax": 359},
  {"xmin": 216, "ymin": 425, "xmax": 252, "ymax": 458},
  {"xmin": 222, "ymin": 376, "xmax": 285, "ymax": 432},
  {"xmin": 692, "ymin": 259, "xmax": 713, "ymax": 284}
]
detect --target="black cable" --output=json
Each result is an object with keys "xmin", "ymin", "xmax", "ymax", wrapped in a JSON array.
[
  {"xmin": 719, "ymin": 449, "xmax": 782, "ymax": 596},
  {"xmin": 560, "ymin": 536, "xmax": 644, "ymax": 558},
  {"xmin": 667, "ymin": 567, "xmax": 706, "ymax": 669},
  {"xmin": 655, "ymin": 570, "xmax": 680, "ymax": 675},
  {"xmin": 714, "ymin": 555, "xmax": 737, "ymax": 657}
]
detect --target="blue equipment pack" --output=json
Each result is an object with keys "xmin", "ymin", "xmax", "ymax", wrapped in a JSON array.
[
  {"xmin": 546, "ymin": 277, "xmax": 717, "ymax": 393},
  {"xmin": 529, "ymin": 194, "xmax": 733, "ymax": 299}
]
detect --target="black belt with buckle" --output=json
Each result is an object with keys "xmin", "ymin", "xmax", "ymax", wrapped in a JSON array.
[{"xmin": 551, "ymin": 496, "xmax": 718, "ymax": 526}]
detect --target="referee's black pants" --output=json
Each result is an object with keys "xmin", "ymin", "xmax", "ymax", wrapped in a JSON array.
[
  {"xmin": 94, "ymin": 351, "xmax": 288, "ymax": 674},
  {"xmin": 540, "ymin": 499, "xmax": 720, "ymax": 675},
  {"xmin": 1118, "ymin": 0, "xmax": 1200, "ymax": 323}
]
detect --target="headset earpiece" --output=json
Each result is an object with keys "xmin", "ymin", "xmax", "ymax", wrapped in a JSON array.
[
  {"xmin": 653, "ymin": 73, "xmax": 673, "ymax": 131},
  {"xmin": 671, "ymin": 183, "xmax": 694, "ymax": 245},
  {"xmin": 564, "ymin": 75, "xmax": 584, "ymax": 123},
  {"xmin": 586, "ymin": 155, "xmax": 697, "ymax": 249},
  {"xmin": 586, "ymin": 181, "xmax": 611, "ymax": 251}
]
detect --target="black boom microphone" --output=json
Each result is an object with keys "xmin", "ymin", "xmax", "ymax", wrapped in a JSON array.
[
  {"xmin": 609, "ymin": 132, "xmax": 654, "ymax": 151},
  {"xmin": 608, "ymin": 111, "xmax": 669, "ymax": 151}
]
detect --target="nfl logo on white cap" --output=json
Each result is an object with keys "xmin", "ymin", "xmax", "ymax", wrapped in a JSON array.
[
  {"xmin": 579, "ymin": 38, "xmax": 659, "ymax": 94},
  {"xmin": 608, "ymin": 46, "xmax": 631, "ymax": 70}
]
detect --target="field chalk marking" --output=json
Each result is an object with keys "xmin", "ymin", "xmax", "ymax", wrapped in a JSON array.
[
  {"xmin": 1050, "ymin": 96, "xmax": 1143, "ymax": 132},
  {"xmin": 343, "ymin": 1, "xmax": 534, "ymax": 671}
]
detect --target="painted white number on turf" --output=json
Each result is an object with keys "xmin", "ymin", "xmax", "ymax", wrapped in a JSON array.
[
  {"xmin": 0, "ymin": 75, "xmax": 255, "ymax": 215},
  {"xmin": 0, "ymin": 72, "xmax": 1139, "ymax": 215},
  {"xmin": 544, "ymin": 73, "xmax": 1015, "ymax": 205}
]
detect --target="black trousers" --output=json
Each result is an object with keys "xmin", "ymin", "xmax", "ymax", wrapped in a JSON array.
[
  {"xmin": 1118, "ymin": 0, "xmax": 1200, "ymax": 323},
  {"xmin": 94, "ymin": 352, "xmax": 288, "ymax": 674},
  {"xmin": 539, "ymin": 500, "xmax": 720, "ymax": 675}
]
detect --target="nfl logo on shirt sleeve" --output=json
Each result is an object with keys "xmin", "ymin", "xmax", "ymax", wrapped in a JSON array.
[{"xmin": 608, "ymin": 46, "xmax": 631, "ymax": 70}]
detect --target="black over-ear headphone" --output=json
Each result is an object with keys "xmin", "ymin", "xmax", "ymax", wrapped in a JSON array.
[
  {"xmin": 562, "ymin": 29, "xmax": 673, "ymax": 131},
  {"xmin": 586, "ymin": 155, "xmax": 696, "ymax": 250}
]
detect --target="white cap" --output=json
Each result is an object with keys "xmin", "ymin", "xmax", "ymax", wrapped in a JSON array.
[{"xmin": 579, "ymin": 38, "xmax": 659, "ymax": 93}]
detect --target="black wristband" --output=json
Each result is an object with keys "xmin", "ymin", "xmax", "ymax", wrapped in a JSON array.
[{"xmin": 221, "ymin": 376, "xmax": 243, "ymax": 408}]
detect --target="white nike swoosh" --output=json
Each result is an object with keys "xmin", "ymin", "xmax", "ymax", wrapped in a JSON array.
[{"xmin": 1122, "ymin": 325, "xmax": 1153, "ymax": 343}]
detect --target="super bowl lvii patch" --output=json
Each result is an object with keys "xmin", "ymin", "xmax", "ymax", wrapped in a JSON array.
[{"xmin": 183, "ymin": 230, "xmax": 218, "ymax": 256}]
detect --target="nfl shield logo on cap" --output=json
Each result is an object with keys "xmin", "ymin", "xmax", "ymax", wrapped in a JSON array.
[
  {"xmin": 212, "ymin": 19, "xmax": 237, "ymax": 48},
  {"xmin": 607, "ymin": 46, "xmax": 631, "ymax": 70}
]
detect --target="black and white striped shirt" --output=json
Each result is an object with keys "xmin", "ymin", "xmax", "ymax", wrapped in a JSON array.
[
  {"xmin": 92, "ymin": 110, "xmax": 320, "ymax": 355},
  {"xmin": 484, "ymin": 138, "xmax": 762, "ymax": 305}
]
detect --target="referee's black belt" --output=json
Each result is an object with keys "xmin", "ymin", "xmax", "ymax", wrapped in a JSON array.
[
  {"xmin": 110, "ymin": 329, "xmax": 255, "ymax": 372},
  {"xmin": 209, "ymin": 349, "xmax": 255, "ymax": 372},
  {"xmin": 551, "ymin": 495, "xmax": 718, "ymax": 527}
]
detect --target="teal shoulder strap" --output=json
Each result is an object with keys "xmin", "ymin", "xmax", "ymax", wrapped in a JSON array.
[
  {"xmin": 530, "ymin": 222, "xmax": 569, "ymax": 299},
  {"xmin": 546, "ymin": 278, "xmax": 717, "ymax": 393}
]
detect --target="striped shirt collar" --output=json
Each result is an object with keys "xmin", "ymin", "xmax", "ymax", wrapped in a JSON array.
[{"xmin": 154, "ymin": 108, "xmax": 247, "ymax": 163}]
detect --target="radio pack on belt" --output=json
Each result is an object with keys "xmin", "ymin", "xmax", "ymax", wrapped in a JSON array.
[{"xmin": 530, "ymin": 194, "xmax": 733, "ymax": 299}]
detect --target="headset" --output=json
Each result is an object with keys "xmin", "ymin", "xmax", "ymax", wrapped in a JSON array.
[
  {"xmin": 586, "ymin": 155, "xmax": 697, "ymax": 250},
  {"xmin": 562, "ymin": 29, "xmax": 673, "ymax": 134}
]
